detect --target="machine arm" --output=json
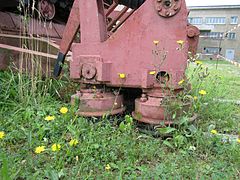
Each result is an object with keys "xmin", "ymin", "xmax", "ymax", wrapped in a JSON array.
[
  {"xmin": 54, "ymin": 0, "xmax": 80, "ymax": 77},
  {"xmin": 53, "ymin": 0, "xmax": 145, "ymax": 77}
]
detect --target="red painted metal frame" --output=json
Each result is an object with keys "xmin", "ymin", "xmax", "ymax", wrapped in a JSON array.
[
  {"xmin": 0, "ymin": 11, "xmax": 67, "ymax": 70},
  {"xmin": 70, "ymin": 0, "xmax": 189, "ymax": 88},
  {"xmin": 57, "ymin": 0, "xmax": 200, "ymax": 124}
]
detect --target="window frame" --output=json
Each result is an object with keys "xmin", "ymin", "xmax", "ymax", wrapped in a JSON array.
[
  {"xmin": 230, "ymin": 16, "xmax": 238, "ymax": 24},
  {"xmin": 204, "ymin": 47, "xmax": 220, "ymax": 54},
  {"xmin": 205, "ymin": 17, "xmax": 226, "ymax": 25},
  {"xmin": 188, "ymin": 17, "xmax": 203, "ymax": 25},
  {"xmin": 201, "ymin": 32, "xmax": 224, "ymax": 39},
  {"xmin": 228, "ymin": 32, "xmax": 237, "ymax": 40}
]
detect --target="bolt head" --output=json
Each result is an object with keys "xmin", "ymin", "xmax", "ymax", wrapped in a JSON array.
[
  {"xmin": 174, "ymin": 6, "xmax": 179, "ymax": 11},
  {"xmin": 165, "ymin": 11, "xmax": 170, "ymax": 16},
  {"xmin": 157, "ymin": 6, "xmax": 162, "ymax": 11},
  {"xmin": 140, "ymin": 94, "xmax": 148, "ymax": 102}
]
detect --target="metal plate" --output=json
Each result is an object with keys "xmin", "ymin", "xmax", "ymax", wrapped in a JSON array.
[{"xmin": 155, "ymin": 0, "xmax": 182, "ymax": 18}]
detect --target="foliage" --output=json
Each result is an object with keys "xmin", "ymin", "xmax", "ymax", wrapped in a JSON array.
[
  {"xmin": 1, "ymin": 3, "xmax": 239, "ymax": 178},
  {"xmin": 0, "ymin": 60, "xmax": 240, "ymax": 179}
]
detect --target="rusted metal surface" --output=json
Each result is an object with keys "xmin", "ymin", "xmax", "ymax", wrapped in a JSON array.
[
  {"xmin": 0, "ymin": 33, "xmax": 60, "ymax": 49},
  {"xmin": 71, "ymin": 89, "xmax": 126, "ymax": 116},
  {"xmin": 67, "ymin": 0, "xmax": 190, "ymax": 87},
  {"xmin": 187, "ymin": 24, "xmax": 200, "ymax": 56},
  {"xmin": 0, "ymin": 12, "xmax": 65, "ymax": 39},
  {"xmin": 107, "ymin": 6, "xmax": 129, "ymax": 31},
  {"xmin": 0, "ymin": 53, "xmax": 8, "ymax": 70},
  {"xmin": 38, "ymin": 0, "xmax": 56, "ymax": 20},
  {"xmin": 0, "ymin": 43, "xmax": 57, "ymax": 59},
  {"xmin": 133, "ymin": 97, "xmax": 191, "ymax": 125},
  {"xmin": 54, "ymin": 0, "xmax": 199, "ymax": 123},
  {"xmin": 155, "ymin": 0, "xmax": 182, "ymax": 17},
  {"xmin": 0, "ymin": 11, "xmax": 67, "ymax": 70},
  {"xmin": 53, "ymin": 0, "xmax": 80, "ymax": 75},
  {"xmin": 59, "ymin": 0, "xmax": 80, "ymax": 55}
]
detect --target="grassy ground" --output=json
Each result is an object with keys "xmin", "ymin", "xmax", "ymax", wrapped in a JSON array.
[{"xmin": 0, "ymin": 60, "xmax": 240, "ymax": 179}]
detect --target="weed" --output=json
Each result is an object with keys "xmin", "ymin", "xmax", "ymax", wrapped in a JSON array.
[
  {"xmin": 0, "ymin": 60, "xmax": 240, "ymax": 179},
  {"xmin": 0, "ymin": 5, "xmax": 239, "ymax": 177}
]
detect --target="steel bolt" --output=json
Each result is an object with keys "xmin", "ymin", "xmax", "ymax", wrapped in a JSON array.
[
  {"xmin": 165, "ymin": 11, "xmax": 170, "ymax": 16},
  {"xmin": 174, "ymin": 5, "xmax": 179, "ymax": 11},
  {"xmin": 95, "ymin": 92, "xmax": 104, "ymax": 98},
  {"xmin": 157, "ymin": 6, "xmax": 163, "ymax": 12},
  {"xmin": 140, "ymin": 94, "xmax": 148, "ymax": 102}
]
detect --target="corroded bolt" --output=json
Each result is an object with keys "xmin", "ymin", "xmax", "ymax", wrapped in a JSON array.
[
  {"xmin": 140, "ymin": 94, "xmax": 148, "ymax": 102},
  {"xmin": 95, "ymin": 92, "xmax": 104, "ymax": 98},
  {"xmin": 76, "ymin": 91, "xmax": 82, "ymax": 97},
  {"xmin": 159, "ymin": 98, "xmax": 164, "ymax": 105},
  {"xmin": 165, "ymin": 11, "xmax": 170, "ymax": 16},
  {"xmin": 174, "ymin": 5, "xmax": 179, "ymax": 11},
  {"xmin": 157, "ymin": 6, "xmax": 162, "ymax": 11}
]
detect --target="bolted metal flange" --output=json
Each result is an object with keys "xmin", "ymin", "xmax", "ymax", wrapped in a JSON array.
[
  {"xmin": 155, "ymin": 0, "xmax": 182, "ymax": 18},
  {"xmin": 187, "ymin": 25, "xmax": 200, "ymax": 38},
  {"xmin": 71, "ymin": 89, "xmax": 125, "ymax": 117},
  {"xmin": 133, "ymin": 92, "xmax": 191, "ymax": 125},
  {"xmin": 81, "ymin": 63, "xmax": 97, "ymax": 80},
  {"xmin": 38, "ymin": 0, "xmax": 56, "ymax": 20}
]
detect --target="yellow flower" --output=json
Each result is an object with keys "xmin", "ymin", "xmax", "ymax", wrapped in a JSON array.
[
  {"xmin": 51, "ymin": 143, "xmax": 61, "ymax": 152},
  {"xmin": 237, "ymin": 139, "xmax": 240, "ymax": 144},
  {"xmin": 105, "ymin": 164, "xmax": 111, "ymax": 170},
  {"xmin": 118, "ymin": 73, "xmax": 126, "ymax": 79},
  {"xmin": 194, "ymin": 96, "xmax": 198, "ymax": 100},
  {"xmin": 149, "ymin": 71, "xmax": 156, "ymax": 75},
  {"xmin": 35, "ymin": 146, "xmax": 45, "ymax": 154},
  {"xmin": 199, "ymin": 90, "xmax": 207, "ymax": 95},
  {"xmin": 177, "ymin": 40, "xmax": 184, "ymax": 45},
  {"xmin": 69, "ymin": 139, "xmax": 78, "ymax": 147},
  {"xmin": 44, "ymin": 115, "xmax": 55, "ymax": 121},
  {"xmin": 195, "ymin": 61, "xmax": 203, "ymax": 65},
  {"xmin": 211, "ymin": 129, "xmax": 218, "ymax": 135},
  {"xmin": 60, "ymin": 107, "xmax": 68, "ymax": 114},
  {"xmin": 178, "ymin": 79, "xmax": 185, "ymax": 85},
  {"xmin": 0, "ymin": 131, "xmax": 5, "ymax": 139},
  {"xmin": 153, "ymin": 40, "xmax": 159, "ymax": 45}
]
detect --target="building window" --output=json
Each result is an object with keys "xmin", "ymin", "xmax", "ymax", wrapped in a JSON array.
[
  {"xmin": 204, "ymin": 47, "xmax": 219, "ymax": 54},
  {"xmin": 188, "ymin": 17, "xmax": 203, "ymax": 25},
  {"xmin": 206, "ymin": 17, "xmax": 226, "ymax": 24},
  {"xmin": 230, "ymin": 16, "xmax": 238, "ymax": 24},
  {"xmin": 228, "ymin": 33, "xmax": 236, "ymax": 40},
  {"xmin": 202, "ymin": 32, "xmax": 224, "ymax": 39}
]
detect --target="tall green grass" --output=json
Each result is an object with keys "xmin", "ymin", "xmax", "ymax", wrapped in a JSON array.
[
  {"xmin": 0, "ymin": 2, "xmax": 240, "ymax": 177},
  {"xmin": 0, "ymin": 60, "xmax": 239, "ymax": 179}
]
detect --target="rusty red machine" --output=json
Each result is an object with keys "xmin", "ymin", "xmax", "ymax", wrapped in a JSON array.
[{"xmin": 54, "ymin": 0, "xmax": 199, "ymax": 125}]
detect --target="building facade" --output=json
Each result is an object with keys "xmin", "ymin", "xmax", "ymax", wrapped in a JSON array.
[{"xmin": 188, "ymin": 5, "xmax": 240, "ymax": 61}]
